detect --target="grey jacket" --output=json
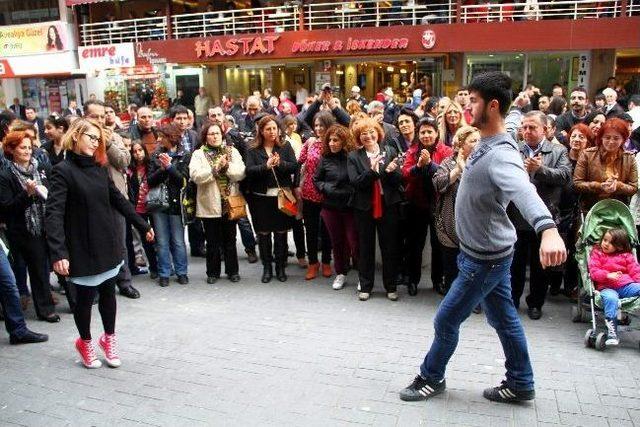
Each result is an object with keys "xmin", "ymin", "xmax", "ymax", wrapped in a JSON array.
[
  {"xmin": 508, "ymin": 139, "xmax": 572, "ymax": 230},
  {"xmin": 455, "ymin": 117, "xmax": 557, "ymax": 260}
]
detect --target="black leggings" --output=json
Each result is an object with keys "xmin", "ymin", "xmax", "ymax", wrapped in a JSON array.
[{"xmin": 73, "ymin": 278, "xmax": 116, "ymax": 340}]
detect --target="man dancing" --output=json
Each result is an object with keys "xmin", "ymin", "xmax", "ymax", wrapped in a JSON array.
[{"xmin": 399, "ymin": 72, "xmax": 567, "ymax": 403}]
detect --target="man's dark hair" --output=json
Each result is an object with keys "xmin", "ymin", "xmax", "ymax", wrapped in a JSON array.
[
  {"xmin": 457, "ymin": 86, "xmax": 468, "ymax": 93},
  {"xmin": 104, "ymin": 103, "xmax": 117, "ymax": 112},
  {"xmin": 169, "ymin": 105, "xmax": 189, "ymax": 119},
  {"xmin": 552, "ymin": 83, "xmax": 562, "ymax": 89},
  {"xmin": 468, "ymin": 71, "xmax": 513, "ymax": 117},
  {"xmin": 594, "ymin": 93, "xmax": 606, "ymax": 102},
  {"xmin": 24, "ymin": 106, "xmax": 36, "ymax": 113},
  {"xmin": 0, "ymin": 109, "xmax": 16, "ymax": 140},
  {"xmin": 83, "ymin": 99, "xmax": 105, "ymax": 115},
  {"xmin": 629, "ymin": 94, "xmax": 640, "ymax": 107},
  {"xmin": 395, "ymin": 107, "xmax": 420, "ymax": 128},
  {"xmin": 569, "ymin": 86, "xmax": 588, "ymax": 97}
]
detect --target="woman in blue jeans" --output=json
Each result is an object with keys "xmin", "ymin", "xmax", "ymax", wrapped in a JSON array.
[{"xmin": 147, "ymin": 123, "xmax": 191, "ymax": 287}]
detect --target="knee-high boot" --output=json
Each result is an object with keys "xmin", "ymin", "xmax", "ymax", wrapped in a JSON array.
[
  {"xmin": 258, "ymin": 234, "xmax": 273, "ymax": 283},
  {"xmin": 274, "ymin": 232, "xmax": 288, "ymax": 282}
]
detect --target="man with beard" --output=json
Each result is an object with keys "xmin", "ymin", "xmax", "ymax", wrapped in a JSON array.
[
  {"xmin": 399, "ymin": 71, "xmax": 566, "ymax": 404},
  {"xmin": 555, "ymin": 87, "xmax": 589, "ymax": 141}
]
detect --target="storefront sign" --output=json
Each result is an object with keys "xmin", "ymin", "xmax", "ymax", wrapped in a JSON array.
[
  {"xmin": 421, "ymin": 30, "xmax": 436, "ymax": 49},
  {"xmin": 195, "ymin": 35, "xmax": 280, "ymax": 58},
  {"xmin": 291, "ymin": 37, "xmax": 408, "ymax": 53},
  {"xmin": 0, "ymin": 51, "xmax": 78, "ymax": 77},
  {"xmin": 78, "ymin": 43, "xmax": 136, "ymax": 70},
  {"xmin": 0, "ymin": 21, "xmax": 68, "ymax": 57},
  {"xmin": 136, "ymin": 42, "xmax": 167, "ymax": 64}
]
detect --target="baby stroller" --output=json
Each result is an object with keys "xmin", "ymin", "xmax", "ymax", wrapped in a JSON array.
[{"xmin": 572, "ymin": 199, "xmax": 640, "ymax": 351}]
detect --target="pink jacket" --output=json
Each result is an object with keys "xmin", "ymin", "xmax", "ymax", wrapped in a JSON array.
[{"xmin": 588, "ymin": 246, "xmax": 640, "ymax": 290}]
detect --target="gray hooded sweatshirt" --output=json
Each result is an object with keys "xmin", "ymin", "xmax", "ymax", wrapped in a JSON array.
[{"xmin": 454, "ymin": 110, "xmax": 556, "ymax": 260}]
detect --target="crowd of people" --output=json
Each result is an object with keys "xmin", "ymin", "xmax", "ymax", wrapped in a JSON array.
[{"xmin": 0, "ymin": 72, "xmax": 639, "ymax": 372}]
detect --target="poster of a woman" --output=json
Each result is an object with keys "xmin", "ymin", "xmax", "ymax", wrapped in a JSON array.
[{"xmin": 45, "ymin": 25, "xmax": 64, "ymax": 51}]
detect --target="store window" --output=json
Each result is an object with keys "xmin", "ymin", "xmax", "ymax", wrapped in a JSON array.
[
  {"xmin": 21, "ymin": 78, "xmax": 79, "ymax": 117},
  {"xmin": 0, "ymin": 0, "xmax": 59, "ymax": 25},
  {"xmin": 466, "ymin": 53, "xmax": 525, "ymax": 93},
  {"xmin": 527, "ymin": 53, "xmax": 577, "ymax": 95}
]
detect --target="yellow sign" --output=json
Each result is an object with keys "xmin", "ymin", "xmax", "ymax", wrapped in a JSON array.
[{"xmin": 0, "ymin": 21, "xmax": 68, "ymax": 57}]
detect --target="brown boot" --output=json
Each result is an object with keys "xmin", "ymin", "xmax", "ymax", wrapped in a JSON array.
[
  {"xmin": 321, "ymin": 263, "xmax": 332, "ymax": 278},
  {"xmin": 305, "ymin": 263, "xmax": 319, "ymax": 280}
]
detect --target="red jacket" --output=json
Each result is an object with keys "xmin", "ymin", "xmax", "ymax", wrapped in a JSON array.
[
  {"xmin": 401, "ymin": 142, "xmax": 453, "ymax": 210},
  {"xmin": 588, "ymin": 246, "xmax": 640, "ymax": 290}
]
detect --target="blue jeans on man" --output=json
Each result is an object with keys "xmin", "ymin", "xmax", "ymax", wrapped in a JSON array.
[
  {"xmin": 151, "ymin": 213, "xmax": 188, "ymax": 279},
  {"xmin": 600, "ymin": 283, "xmax": 640, "ymax": 319},
  {"xmin": 420, "ymin": 251, "xmax": 534, "ymax": 392}
]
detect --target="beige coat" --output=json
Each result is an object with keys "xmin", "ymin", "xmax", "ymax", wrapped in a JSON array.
[
  {"xmin": 189, "ymin": 146, "xmax": 245, "ymax": 218},
  {"xmin": 106, "ymin": 131, "xmax": 130, "ymax": 199}
]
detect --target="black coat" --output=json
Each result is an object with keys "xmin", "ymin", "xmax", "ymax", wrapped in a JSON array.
[
  {"xmin": 245, "ymin": 142, "xmax": 297, "ymax": 193},
  {"xmin": 313, "ymin": 151, "xmax": 353, "ymax": 210},
  {"xmin": 147, "ymin": 147, "xmax": 191, "ymax": 215},
  {"xmin": 45, "ymin": 152, "xmax": 151, "ymax": 277},
  {"xmin": 347, "ymin": 145, "xmax": 403, "ymax": 211},
  {"xmin": 0, "ymin": 162, "xmax": 49, "ymax": 239}
]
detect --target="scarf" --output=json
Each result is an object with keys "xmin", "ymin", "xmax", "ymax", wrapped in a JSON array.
[
  {"xmin": 203, "ymin": 144, "xmax": 230, "ymax": 214},
  {"xmin": 9, "ymin": 159, "xmax": 46, "ymax": 236}
]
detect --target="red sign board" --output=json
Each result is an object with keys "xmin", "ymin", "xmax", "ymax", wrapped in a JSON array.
[{"xmin": 135, "ymin": 18, "xmax": 640, "ymax": 65}]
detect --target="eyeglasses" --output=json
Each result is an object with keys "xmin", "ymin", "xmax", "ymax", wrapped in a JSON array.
[{"xmin": 83, "ymin": 133, "xmax": 100, "ymax": 143}]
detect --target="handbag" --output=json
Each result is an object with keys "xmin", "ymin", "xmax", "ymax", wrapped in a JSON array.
[
  {"xmin": 227, "ymin": 187, "xmax": 247, "ymax": 220},
  {"xmin": 272, "ymin": 168, "xmax": 298, "ymax": 217},
  {"xmin": 146, "ymin": 183, "xmax": 169, "ymax": 212}
]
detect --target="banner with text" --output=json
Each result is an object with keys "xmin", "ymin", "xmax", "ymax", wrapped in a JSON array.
[{"xmin": 0, "ymin": 21, "xmax": 69, "ymax": 57}]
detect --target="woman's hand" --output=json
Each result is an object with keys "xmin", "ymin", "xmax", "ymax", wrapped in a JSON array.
[
  {"xmin": 601, "ymin": 178, "xmax": 617, "ymax": 193},
  {"xmin": 417, "ymin": 149, "xmax": 431, "ymax": 168},
  {"xmin": 24, "ymin": 179, "xmax": 37, "ymax": 196},
  {"xmin": 607, "ymin": 271, "xmax": 623, "ymax": 280},
  {"xmin": 266, "ymin": 153, "xmax": 279, "ymax": 169},
  {"xmin": 53, "ymin": 259, "xmax": 70, "ymax": 276},
  {"xmin": 146, "ymin": 228, "xmax": 155, "ymax": 243},
  {"xmin": 158, "ymin": 153, "xmax": 171, "ymax": 169},
  {"xmin": 385, "ymin": 158, "xmax": 399, "ymax": 173}
]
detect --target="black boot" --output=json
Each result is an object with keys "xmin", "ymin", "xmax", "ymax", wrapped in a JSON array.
[
  {"xmin": 274, "ymin": 232, "xmax": 288, "ymax": 282},
  {"xmin": 258, "ymin": 234, "xmax": 273, "ymax": 283}
]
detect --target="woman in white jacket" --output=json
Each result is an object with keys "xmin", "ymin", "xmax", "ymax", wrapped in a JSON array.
[{"xmin": 190, "ymin": 122, "xmax": 246, "ymax": 284}]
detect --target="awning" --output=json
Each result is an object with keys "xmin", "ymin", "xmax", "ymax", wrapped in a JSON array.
[{"xmin": 66, "ymin": 0, "xmax": 114, "ymax": 6}]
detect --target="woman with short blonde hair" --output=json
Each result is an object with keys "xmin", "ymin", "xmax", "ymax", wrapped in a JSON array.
[{"xmin": 438, "ymin": 100, "xmax": 468, "ymax": 147}]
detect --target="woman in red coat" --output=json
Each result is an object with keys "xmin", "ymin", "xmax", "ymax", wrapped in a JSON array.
[{"xmin": 401, "ymin": 117, "xmax": 452, "ymax": 295}]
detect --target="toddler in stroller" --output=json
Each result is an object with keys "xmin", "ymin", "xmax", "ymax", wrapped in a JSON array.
[{"xmin": 588, "ymin": 228, "xmax": 640, "ymax": 345}]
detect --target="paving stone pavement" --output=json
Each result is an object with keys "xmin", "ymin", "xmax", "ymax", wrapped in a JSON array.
[{"xmin": 1, "ymin": 252, "xmax": 640, "ymax": 426}]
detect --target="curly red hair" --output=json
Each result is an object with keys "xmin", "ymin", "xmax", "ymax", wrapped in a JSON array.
[
  {"xmin": 568, "ymin": 123, "xmax": 594, "ymax": 148},
  {"xmin": 2, "ymin": 130, "xmax": 31, "ymax": 157}
]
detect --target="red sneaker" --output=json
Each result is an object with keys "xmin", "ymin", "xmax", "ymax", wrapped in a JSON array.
[
  {"xmin": 98, "ymin": 333, "xmax": 121, "ymax": 368},
  {"xmin": 75, "ymin": 338, "xmax": 102, "ymax": 369}
]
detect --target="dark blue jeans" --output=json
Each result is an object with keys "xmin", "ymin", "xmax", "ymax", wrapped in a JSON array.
[
  {"xmin": 0, "ymin": 249, "xmax": 28, "ymax": 337},
  {"xmin": 420, "ymin": 251, "xmax": 534, "ymax": 392},
  {"xmin": 238, "ymin": 216, "xmax": 256, "ymax": 251}
]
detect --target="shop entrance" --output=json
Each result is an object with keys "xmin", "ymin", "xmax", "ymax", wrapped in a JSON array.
[{"xmin": 175, "ymin": 74, "xmax": 199, "ymax": 112}]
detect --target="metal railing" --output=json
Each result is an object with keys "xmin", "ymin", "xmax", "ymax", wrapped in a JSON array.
[
  {"xmin": 172, "ymin": 4, "xmax": 299, "ymax": 39},
  {"xmin": 461, "ymin": 0, "xmax": 621, "ymax": 23},
  {"xmin": 78, "ymin": 0, "xmax": 639, "ymax": 46},
  {"xmin": 80, "ymin": 16, "xmax": 167, "ymax": 45},
  {"xmin": 306, "ymin": 0, "xmax": 453, "ymax": 29}
]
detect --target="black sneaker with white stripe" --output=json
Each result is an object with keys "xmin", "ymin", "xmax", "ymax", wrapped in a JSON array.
[
  {"xmin": 399, "ymin": 375, "xmax": 446, "ymax": 401},
  {"xmin": 483, "ymin": 380, "xmax": 535, "ymax": 403}
]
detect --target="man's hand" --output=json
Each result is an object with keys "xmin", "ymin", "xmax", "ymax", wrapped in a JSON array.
[
  {"xmin": 514, "ymin": 92, "xmax": 531, "ymax": 109},
  {"xmin": 524, "ymin": 154, "xmax": 543, "ymax": 173},
  {"xmin": 146, "ymin": 229, "xmax": 155, "ymax": 243},
  {"xmin": 539, "ymin": 228, "xmax": 567, "ymax": 268},
  {"xmin": 53, "ymin": 259, "xmax": 70, "ymax": 276}
]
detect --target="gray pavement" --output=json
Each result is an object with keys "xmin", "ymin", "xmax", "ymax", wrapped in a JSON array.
[{"xmin": 1, "ymin": 252, "xmax": 640, "ymax": 426}]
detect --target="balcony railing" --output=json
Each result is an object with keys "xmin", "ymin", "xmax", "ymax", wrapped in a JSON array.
[
  {"xmin": 78, "ymin": 0, "xmax": 639, "ymax": 46},
  {"xmin": 80, "ymin": 16, "xmax": 167, "ymax": 46},
  {"xmin": 461, "ymin": 0, "xmax": 621, "ymax": 22},
  {"xmin": 172, "ymin": 4, "xmax": 299, "ymax": 39},
  {"xmin": 306, "ymin": 0, "xmax": 453, "ymax": 29}
]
